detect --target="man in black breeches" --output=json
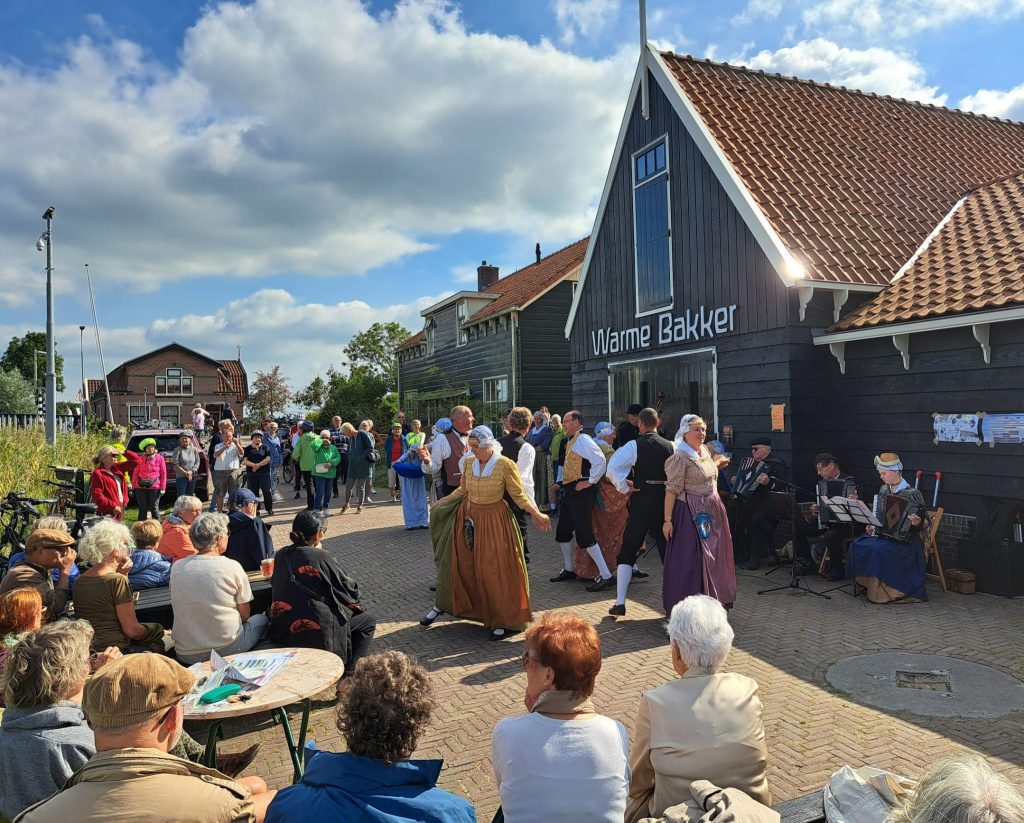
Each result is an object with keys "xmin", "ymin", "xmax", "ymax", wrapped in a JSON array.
[{"xmin": 732, "ymin": 436, "xmax": 789, "ymax": 570}]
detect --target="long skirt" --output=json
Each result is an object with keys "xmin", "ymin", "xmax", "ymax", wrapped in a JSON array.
[
  {"xmin": 662, "ymin": 491, "xmax": 736, "ymax": 613},
  {"xmin": 429, "ymin": 494, "xmax": 462, "ymax": 615},
  {"xmin": 852, "ymin": 535, "xmax": 927, "ymax": 603},
  {"xmin": 575, "ymin": 479, "xmax": 629, "ymax": 578},
  {"xmin": 533, "ymin": 454, "xmax": 550, "ymax": 509},
  {"xmin": 399, "ymin": 474, "xmax": 429, "ymax": 528}
]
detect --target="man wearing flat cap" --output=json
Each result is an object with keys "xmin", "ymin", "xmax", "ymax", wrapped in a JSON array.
[
  {"xmin": 614, "ymin": 403, "xmax": 643, "ymax": 450},
  {"xmin": 15, "ymin": 654, "xmax": 275, "ymax": 822},
  {"xmin": 731, "ymin": 436, "xmax": 789, "ymax": 570},
  {"xmin": 0, "ymin": 529, "xmax": 77, "ymax": 621},
  {"xmin": 791, "ymin": 453, "xmax": 860, "ymax": 581}
]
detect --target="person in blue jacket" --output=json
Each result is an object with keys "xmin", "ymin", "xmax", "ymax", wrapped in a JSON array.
[{"xmin": 265, "ymin": 651, "xmax": 477, "ymax": 823}]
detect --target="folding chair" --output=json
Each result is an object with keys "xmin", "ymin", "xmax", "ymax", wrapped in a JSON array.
[{"xmin": 922, "ymin": 507, "xmax": 947, "ymax": 592}]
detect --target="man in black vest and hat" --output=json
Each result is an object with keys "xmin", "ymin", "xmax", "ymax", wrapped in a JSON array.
[
  {"xmin": 604, "ymin": 407, "xmax": 674, "ymax": 615},
  {"xmin": 732, "ymin": 436, "xmax": 788, "ymax": 570},
  {"xmin": 614, "ymin": 404, "xmax": 642, "ymax": 449}
]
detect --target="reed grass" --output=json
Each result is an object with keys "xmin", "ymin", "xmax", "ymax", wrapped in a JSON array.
[{"xmin": 0, "ymin": 427, "xmax": 109, "ymax": 500}]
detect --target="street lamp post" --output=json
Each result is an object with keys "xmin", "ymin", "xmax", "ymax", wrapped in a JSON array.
[
  {"xmin": 32, "ymin": 349, "xmax": 45, "ymax": 390},
  {"xmin": 79, "ymin": 325, "xmax": 87, "ymax": 435},
  {"xmin": 39, "ymin": 207, "xmax": 56, "ymax": 445}
]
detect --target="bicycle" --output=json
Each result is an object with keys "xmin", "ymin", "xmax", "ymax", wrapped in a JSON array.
[
  {"xmin": 0, "ymin": 490, "xmax": 56, "ymax": 576},
  {"xmin": 42, "ymin": 478, "xmax": 79, "ymax": 519}
]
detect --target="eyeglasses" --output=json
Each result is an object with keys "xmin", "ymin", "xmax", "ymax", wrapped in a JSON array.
[{"xmin": 520, "ymin": 651, "xmax": 531, "ymax": 669}]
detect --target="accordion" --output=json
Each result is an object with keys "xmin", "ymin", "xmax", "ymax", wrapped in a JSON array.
[
  {"xmin": 872, "ymin": 492, "xmax": 921, "ymax": 543},
  {"xmin": 817, "ymin": 478, "xmax": 858, "ymax": 528},
  {"xmin": 734, "ymin": 458, "xmax": 770, "ymax": 498}
]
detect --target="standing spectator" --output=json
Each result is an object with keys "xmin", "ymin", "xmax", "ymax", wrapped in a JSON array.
[
  {"xmin": 526, "ymin": 411, "xmax": 553, "ymax": 512},
  {"xmin": 499, "ymin": 407, "xmax": 536, "ymax": 564},
  {"xmin": 131, "ymin": 437, "xmax": 167, "ymax": 520},
  {"xmin": 221, "ymin": 403, "xmax": 238, "ymax": 428},
  {"xmin": 89, "ymin": 445, "xmax": 141, "ymax": 521},
  {"xmin": 191, "ymin": 404, "xmax": 208, "ymax": 439},
  {"xmin": 406, "ymin": 418, "xmax": 425, "ymax": 448},
  {"xmin": 210, "ymin": 420, "xmax": 244, "ymax": 513},
  {"xmin": 328, "ymin": 416, "xmax": 348, "ymax": 498},
  {"xmin": 343, "ymin": 422, "xmax": 375, "ymax": 514},
  {"xmin": 384, "ymin": 423, "xmax": 405, "ymax": 503},
  {"xmin": 291, "ymin": 421, "xmax": 319, "ymax": 510},
  {"xmin": 243, "ymin": 430, "xmax": 274, "ymax": 516},
  {"xmin": 0, "ymin": 530, "xmax": 76, "ymax": 622},
  {"xmin": 170, "ymin": 513, "xmax": 268, "ymax": 664},
  {"xmin": 396, "ymin": 411, "xmax": 412, "ymax": 436},
  {"xmin": 225, "ymin": 488, "xmax": 274, "ymax": 572},
  {"xmin": 158, "ymin": 495, "xmax": 203, "ymax": 561},
  {"xmin": 394, "ymin": 445, "xmax": 431, "ymax": 530},
  {"xmin": 312, "ymin": 430, "xmax": 342, "ymax": 514},
  {"xmin": 364, "ymin": 420, "xmax": 382, "ymax": 503},
  {"xmin": 171, "ymin": 432, "xmax": 201, "ymax": 499},
  {"xmin": 265, "ymin": 422, "xmax": 284, "ymax": 502},
  {"xmin": 548, "ymin": 414, "xmax": 566, "ymax": 515}
]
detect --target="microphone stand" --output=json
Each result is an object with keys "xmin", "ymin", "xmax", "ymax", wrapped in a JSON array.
[{"xmin": 758, "ymin": 478, "xmax": 830, "ymax": 599}]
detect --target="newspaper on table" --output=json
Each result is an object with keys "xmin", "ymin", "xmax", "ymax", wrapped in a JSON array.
[{"xmin": 184, "ymin": 650, "xmax": 296, "ymax": 715}]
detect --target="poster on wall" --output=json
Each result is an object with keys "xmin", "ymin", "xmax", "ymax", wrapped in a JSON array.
[
  {"xmin": 932, "ymin": 413, "xmax": 982, "ymax": 444},
  {"xmin": 981, "ymin": 413, "xmax": 1024, "ymax": 446}
]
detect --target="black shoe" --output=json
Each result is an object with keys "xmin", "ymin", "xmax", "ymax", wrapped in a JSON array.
[
  {"xmin": 585, "ymin": 575, "xmax": 615, "ymax": 592},
  {"xmin": 549, "ymin": 569, "xmax": 578, "ymax": 583},
  {"xmin": 632, "ymin": 569, "xmax": 650, "ymax": 579},
  {"xmin": 215, "ymin": 742, "xmax": 261, "ymax": 778},
  {"xmin": 742, "ymin": 557, "xmax": 761, "ymax": 571},
  {"xmin": 420, "ymin": 607, "xmax": 443, "ymax": 626},
  {"xmin": 429, "ymin": 585, "xmax": 436, "ymax": 592},
  {"xmin": 489, "ymin": 628, "xmax": 518, "ymax": 641},
  {"xmin": 293, "ymin": 492, "xmax": 301, "ymax": 499},
  {"xmin": 608, "ymin": 603, "xmax": 626, "ymax": 616}
]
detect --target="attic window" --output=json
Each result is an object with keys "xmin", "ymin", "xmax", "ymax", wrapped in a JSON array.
[
  {"xmin": 632, "ymin": 136, "xmax": 673, "ymax": 317},
  {"xmin": 457, "ymin": 301, "xmax": 468, "ymax": 347}
]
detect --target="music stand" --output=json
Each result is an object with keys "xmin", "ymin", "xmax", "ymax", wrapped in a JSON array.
[
  {"xmin": 758, "ymin": 478, "xmax": 830, "ymax": 600},
  {"xmin": 820, "ymin": 497, "xmax": 880, "ymax": 599}
]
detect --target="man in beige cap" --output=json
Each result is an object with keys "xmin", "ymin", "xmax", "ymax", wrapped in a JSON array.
[
  {"xmin": 0, "ymin": 529, "xmax": 77, "ymax": 620},
  {"xmin": 16, "ymin": 654, "xmax": 275, "ymax": 822}
]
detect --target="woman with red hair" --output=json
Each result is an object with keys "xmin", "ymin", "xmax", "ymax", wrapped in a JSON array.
[
  {"xmin": 490, "ymin": 612, "xmax": 629, "ymax": 822},
  {"xmin": 0, "ymin": 588, "xmax": 44, "ymax": 707}
]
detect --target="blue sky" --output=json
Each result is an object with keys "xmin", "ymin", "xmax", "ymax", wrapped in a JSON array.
[{"xmin": 0, "ymin": 0, "xmax": 1022, "ymax": 399}]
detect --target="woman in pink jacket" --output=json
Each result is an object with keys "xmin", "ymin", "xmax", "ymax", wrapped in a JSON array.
[{"xmin": 132, "ymin": 437, "xmax": 167, "ymax": 520}]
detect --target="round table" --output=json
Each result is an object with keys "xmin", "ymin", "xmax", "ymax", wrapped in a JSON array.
[{"xmin": 184, "ymin": 647, "xmax": 344, "ymax": 783}]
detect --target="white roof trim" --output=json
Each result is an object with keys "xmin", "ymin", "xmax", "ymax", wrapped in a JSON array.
[
  {"xmin": 564, "ymin": 56, "xmax": 645, "ymax": 338},
  {"xmin": 421, "ymin": 291, "xmax": 500, "ymax": 316},
  {"xmin": 815, "ymin": 305, "xmax": 1024, "ymax": 344},
  {"xmin": 890, "ymin": 191, "xmax": 971, "ymax": 283},
  {"xmin": 470, "ymin": 262, "xmax": 583, "ymax": 326}
]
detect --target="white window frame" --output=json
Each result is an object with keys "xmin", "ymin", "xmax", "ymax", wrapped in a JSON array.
[
  {"xmin": 127, "ymin": 404, "xmax": 150, "ymax": 425},
  {"xmin": 159, "ymin": 404, "xmax": 181, "ymax": 425},
  {"xmin": 425, "ymin": 322, "xmax": 435, "ymax": 356},
  {"xmin": 456, "ymin": 301, "xmax": 468, "ymax": 347},
  {"xmin": 632, "ymin": 134, "xmax": 674, "ymax": 319},
  {"xmin": 155, "ymin": 366, "xmax": 194, "ymax": 397},
  {"xmin": 482, "ymin": 374, "xmax": 509, "ymax": 404}
]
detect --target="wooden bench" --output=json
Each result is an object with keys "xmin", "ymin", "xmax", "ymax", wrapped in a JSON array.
[
  {"xmin": 773, "ymin": 791, "xmax": 825, "ymax": 823},
  {"xmin": 136, "ymin": 570, "xmax": 271, "ymax": 612}
]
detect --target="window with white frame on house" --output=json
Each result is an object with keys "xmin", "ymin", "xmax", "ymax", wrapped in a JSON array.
[
  {"xmin": 159, "ymin": 405, "xmax": 180, "ymax": 425},
  {"xmin": 128, "ymin": 405, "xmax": 149, "ymax": 425},
  {"xmin": 155, "ymin": 367, "xmax": 193, "ymax": 396},
  {"xmin": 425, "ymin": 320, "xmax": 435, "ymax": 355},
  {"xmin": 482, "ymin": 375, "xmax": 508, "ymax": 404},
  {"xmin": 633, "ymin": 137, "xmax": 673, "ymax": 316},
  {"xmin": 457, "ymin": 301, "xmax": 468, "ymax": 346}
]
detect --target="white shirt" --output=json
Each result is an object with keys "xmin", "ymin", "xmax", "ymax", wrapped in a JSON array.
[
  {"xmin": 170, "ymin": 554, "xmax": 252, "ymax": 657},
  {"xmin": 555, "ymin": 432, "xmax": 607, "ymax": 484},
  {"xmin": 213, "ymin": 440, "xmax": 242, "ymax": 471},
  {"xmin": 607, "ymin": 439, "xmax": 639, "ymax": 495},
  {"xmin": 515, "ymin": 438, "xmax": 535, "ymax": 499},
  {"xmin": 492, "ymin": 712, "xmax": 630, "ymax": 823},
  {"xmin": 429, "ymin": 429, "xmax": 469, "ymax": 477}
]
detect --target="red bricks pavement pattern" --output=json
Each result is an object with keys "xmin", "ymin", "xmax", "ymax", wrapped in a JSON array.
[{"xmin": 193, "ymin": 494, "xmax": 1024, "ymax": 820}]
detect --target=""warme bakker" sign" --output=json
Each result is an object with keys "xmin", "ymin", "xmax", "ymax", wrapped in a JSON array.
[{"xmin": 590, "ymin": 304, "xmax": 738, "ymax": 357}]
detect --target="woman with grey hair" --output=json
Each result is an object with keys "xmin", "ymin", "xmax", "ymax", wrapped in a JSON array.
[
  {"xmin": 170, "ymin": 512, "xmax": 268, "ymax": 664},
  {"xmin": 888, "ymin": 754, "xmax": 1024, "ymax": 823},
  {"xmin": 343, "ymin": 421, "xmax": 376, "ymax": 514},
  {"xmin": 625, "ymin": 594, "xmax": 770, "ymax": 823}
]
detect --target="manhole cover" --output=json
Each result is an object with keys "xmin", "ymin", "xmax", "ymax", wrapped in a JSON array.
[
  {"xmin": 896, "ymin": 670, "xmax": 951, "ymax": 692},
  {"xmin": 826, "ymin": 652, "xmax": 1024, "ymax": 718}
]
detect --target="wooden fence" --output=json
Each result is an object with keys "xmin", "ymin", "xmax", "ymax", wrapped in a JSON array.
[{"xmin": 0, "ymin": 414, "xmax": 77, "ymax": 432}]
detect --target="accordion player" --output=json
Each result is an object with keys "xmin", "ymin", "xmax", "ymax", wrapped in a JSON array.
[
  {"xmin": 731, "ymin": 436, "xmax": 788, "ymax": 571},
  {"xmin": 791, "ymin": 453, "xmax": 859, "ymax": 580}
]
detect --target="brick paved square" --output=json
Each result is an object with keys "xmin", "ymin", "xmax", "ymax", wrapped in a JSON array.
[{"xmin": 195, "ymin": 497, "xmax": 1024, "ymax": 819}]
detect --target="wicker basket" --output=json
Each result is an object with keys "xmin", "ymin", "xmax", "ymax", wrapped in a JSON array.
[{"xmin": 946, "ymin": 569, "xmax": 976, "ymax": 595}]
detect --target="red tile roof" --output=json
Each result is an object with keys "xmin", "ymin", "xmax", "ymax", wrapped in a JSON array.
[
  {"xmin": 86, "ymin": 379, "xmax": 103, "ymax": 399},
  {"xmin": 660, "ymin": 53, "xmax": 1024, "ymax": 287},
  {"xmin": 217, "ymin": 360, "xmax": 248, "ymax": 399},
  {"xmin": 832, "ymin": 172, "xmax": 1024, "ymax": 330},
  {"xmin": 397, "ymin": 330, "xmax": 426, "ymax": 351}
]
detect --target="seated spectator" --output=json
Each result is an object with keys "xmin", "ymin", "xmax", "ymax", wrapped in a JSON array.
[
  {"xmin": 225, "ymin": 488, "xmax": 274, "ymax": 572},
  {"xmin": 0, "ymin": 588, "xmax": 44, "ymax": 708},
  {"xmin": 626, "ymin": 595, "xmax": 770, "ymax": 823},
  {"xmin": 888, "ymin": 754, "xmax": 1024, "ymax": 823},
  {"xmin": 15, "ymin": 653, "xmax": 275, "ymax": 822},
  {"xmin": 491, "ymin": 612, "xmax": 629, "ymax": 823},
  {"xmin": 74, "ymin": 520, "xmax": 170, "ymax": 654},
  {"xmin": 127, "ymin": 519, "xmax": 171, "ymax": 589},
  {"xmin": 0, "ymin": 530, "xmax": 77, "ymax": 622},
  {"xmin": 171, "ymin": 512, "xmax": 268, "ymax": 665},
  {"xmin": 267, "ymin": 510, "xmax": 375, "ymax": 669},
  {"xmin": 158, "ymin": 494, "xmax": 203, "ymax": 561},
  {"xmin": 6, "ymin": 516, "xmax": 80, "ymax": 590},
  {"xmin": 0, "ymin": 620, "xmax": 117, "ymax": 819},
  {"xmin": 265, "ymin": 651, "xmax": 476, "ymax": 823}
]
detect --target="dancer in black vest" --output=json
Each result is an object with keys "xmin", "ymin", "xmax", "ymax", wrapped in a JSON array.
[
  {"xmin": 604, "ymin": 407, "xmax": 674, "ymax": 615},
  {"xmin": 498, "ymin": 407, "xmax": 536, "ymax": 564}
]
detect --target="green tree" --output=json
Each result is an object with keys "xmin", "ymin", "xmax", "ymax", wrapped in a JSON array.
[
  {"xmin": 249, "ymin": 365, "xmax": 292, "ymax": 418},
  {"xmin": 0, "ymin": 331, "xmax": 66, "ymax": 392},
  {"xmin": 315, "ymin": 366, "xmax": 397, "ymax": 431},
  {"xmin": 343, "ymin": 322, "xmax": 410, "ymax": 387},
  {"xmin": 0, "ymin": 368, "xmax": 37, "ymax": 413},
  {"xmin": 296, "ymin": 374, "xmax": 329, "ymax": 411}
]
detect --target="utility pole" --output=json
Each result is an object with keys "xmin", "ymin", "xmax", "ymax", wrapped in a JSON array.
[
  {"xmin": 41, "ymin": 207, "xmax": 56, "ymax": 444},
  {"xmin": 79, "ymin": 325, "xmax": 87, "ymax": 435}
]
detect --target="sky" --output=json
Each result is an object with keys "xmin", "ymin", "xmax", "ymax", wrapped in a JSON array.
[{"xmin": 1, "ymin": 0, "xmax": 1022, "ymax": 401}]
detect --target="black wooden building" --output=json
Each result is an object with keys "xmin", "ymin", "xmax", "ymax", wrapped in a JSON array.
[
  {"xmin": 566, "ymin": 46, "xmax": 1024, "ymax": 517},
  {"xmin": 398, "ymin": 239, "xmax": 587, "ymax": 429}
]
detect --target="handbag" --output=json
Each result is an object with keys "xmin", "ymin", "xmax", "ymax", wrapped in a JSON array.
[
  {"xmin": 137, "ymin": 478, "xmax": 155, "ymax": 489},
  {"xmin": 366, "ymin": 448, "xmax": 380, "ymax": 464}
]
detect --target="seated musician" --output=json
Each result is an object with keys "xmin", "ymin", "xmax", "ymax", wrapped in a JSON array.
[
  {"xmin": 792, "ymin": 453, "xmax": 859, "ymax": 581},
  {"xmin": 849, "ymin": 452, "xmax": 928, "ymax": 604},
  {"xmin": 731, "ymin": 437, "xmax": 788, "ymax": 571}
]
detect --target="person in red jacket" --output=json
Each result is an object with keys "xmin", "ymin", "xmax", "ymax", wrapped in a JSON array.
[
  {"xmin": 90, "ymin": 446, "xmax": 143, "ymax": 521},
  {"xmin": 132, "ymin": 437, "xmax": 167, "ymax": 520}
]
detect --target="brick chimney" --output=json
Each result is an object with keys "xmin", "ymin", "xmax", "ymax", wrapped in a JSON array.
[{"xmin": 477, "ymin": 260, "xmax": 499, "ymax": 291}]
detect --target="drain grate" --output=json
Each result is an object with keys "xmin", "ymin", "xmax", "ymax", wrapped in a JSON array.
[{"xmin": 896, "ymin": 670, "xmax": 951, "ymax": 692}]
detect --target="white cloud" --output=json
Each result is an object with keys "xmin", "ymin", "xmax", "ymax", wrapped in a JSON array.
[
  {"xmin": 741, "ymin": 38, "xmax": 946, "ymax": 105},
  {"xmin": 0, "ymin": 0, "xmax": 632, "ymax": 295},
  {"xmin": 802, "ymin": 0, "xmax": 1024, "ymax": 38},
  {"xmin": 960, "ymin": 82, "xmax": 1024, "ymax": 121},
  {"xmin": 732, "ymin": 0, "xmax": 783, "ymax": 25},
  {"xmin": 552, "ymin": 0, "xmax": 621, "ymax": 45}
]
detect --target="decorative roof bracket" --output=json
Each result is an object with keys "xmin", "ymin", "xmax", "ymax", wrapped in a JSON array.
[
  {"xmin": 828, "ymin": 341, "xmax": 846, "ymax": 375},
  {"xmin": 833, "ymin": 288, "xmax": 850, "ymax": 323},
  {"xmin": 972, "ymin": 323, "xmax": 991, "ymax": 364},
  {"xmin": 797, "ymin": 286, "xmax": 815, "ymax": 322},
  {"xmin": 892, "ymin": 334, "xmax": 911, "ymax": 370}
]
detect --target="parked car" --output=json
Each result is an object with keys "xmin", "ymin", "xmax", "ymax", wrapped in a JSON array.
[{"xmin": 126, "ymin": 428, "xmax": 209, "ymax": 502}]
